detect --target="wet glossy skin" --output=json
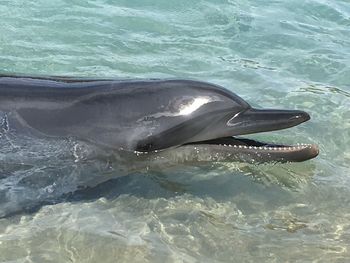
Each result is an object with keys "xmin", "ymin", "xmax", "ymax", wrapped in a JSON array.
[{"xmin": 0, "ymin": 75, "xmax": 318, "ymax": 163}]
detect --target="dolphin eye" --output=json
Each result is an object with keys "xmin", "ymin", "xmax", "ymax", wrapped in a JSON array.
[{"xmin": 226, "ymin": 112, "xmax": 243, "ymax": 126}]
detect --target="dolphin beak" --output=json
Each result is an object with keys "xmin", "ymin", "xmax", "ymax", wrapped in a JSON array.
[{"xmin": 227, "ymin": 108, "xmax": 310, "ymax": 135}]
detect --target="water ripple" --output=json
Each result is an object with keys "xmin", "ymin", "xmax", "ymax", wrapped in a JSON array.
[{"xmin": 1, "ymin": 0, "xmax": 350, "ymax": 262}]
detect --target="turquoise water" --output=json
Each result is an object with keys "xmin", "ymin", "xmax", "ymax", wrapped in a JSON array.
[{"xmin": 0, "ymin": 0, "xmax": 350, "ymax": 262}]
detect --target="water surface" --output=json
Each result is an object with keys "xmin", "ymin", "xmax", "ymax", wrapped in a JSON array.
[{"xmin": 0, "ymin": 0, "xmax": 350, "ymax": 262}]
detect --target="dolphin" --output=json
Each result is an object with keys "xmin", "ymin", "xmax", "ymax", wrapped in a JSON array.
[{"xmin": 0, "ymin": 74, "xmax": 318, "ymax": 164}]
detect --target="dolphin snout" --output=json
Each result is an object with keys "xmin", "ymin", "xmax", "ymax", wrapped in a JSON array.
[{"xmin": 226, "ymin": 108, "xmax": 311, "ymax": 136}]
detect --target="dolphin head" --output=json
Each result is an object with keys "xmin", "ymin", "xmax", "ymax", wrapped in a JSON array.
[
  {"xmin": 135, "ymin": 80, "xmax": 318, "ymax": 163},
  {"xmin": 0, "ymin": 76, "xmax": 317, "ymax": 164}
]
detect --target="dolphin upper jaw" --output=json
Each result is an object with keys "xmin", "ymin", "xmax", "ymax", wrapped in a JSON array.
[{"xmin": 226, "ymin": 108, "xmax": 310, "ymax": 135}]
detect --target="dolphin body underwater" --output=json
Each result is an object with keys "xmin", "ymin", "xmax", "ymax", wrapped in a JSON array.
[{"xmin": 0, "ymin": 75, "xmax": 318, "ymax": 164}]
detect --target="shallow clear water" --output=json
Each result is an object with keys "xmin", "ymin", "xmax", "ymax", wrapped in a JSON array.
[{"xmin": 0, "ymin": 0, "xmax": 350, "ymax": 262}]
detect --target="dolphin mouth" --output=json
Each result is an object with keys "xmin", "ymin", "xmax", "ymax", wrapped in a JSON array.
[
  {"xmin": 182, "ymin": 107, "xmax": 318, "ymax": 163},
  {"xmin": 135, "ymin": 107, "xmax": 318, "ymax": 163},
  {"xmin": 184, "ymin": 136, "xmax": 319, "ymax": 163}
]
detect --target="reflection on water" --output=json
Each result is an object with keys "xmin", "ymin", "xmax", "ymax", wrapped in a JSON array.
[
  {"xmin": 298, "ymin": 82, "xmax": 350, "ymax": 98},
  {"xmin": 1, "ymin": 0, "xmax": 350, "ymax": 261}
]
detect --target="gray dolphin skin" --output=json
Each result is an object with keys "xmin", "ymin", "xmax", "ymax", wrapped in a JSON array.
[{"xmin": 0, "ymin": 75, "xmax": 318, "ymax": 163}]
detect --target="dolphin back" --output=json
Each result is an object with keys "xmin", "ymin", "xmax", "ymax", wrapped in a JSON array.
[{"xmin": 0, "ymin": 75, "xmax": 250, "ymax": 151}]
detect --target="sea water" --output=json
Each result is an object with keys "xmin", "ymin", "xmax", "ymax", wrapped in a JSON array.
[{"xmin": 0, "ymin": 0, "xmax": 349, "ymax": 262}]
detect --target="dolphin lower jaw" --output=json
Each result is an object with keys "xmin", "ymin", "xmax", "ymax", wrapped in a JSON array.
[
  {"xmin": 133, "ymin": 136, "xmax": 319, "ymax": 163},
  {"xmin": 183, "ymin": 137, "xmax": 319, "ymax": 163},
  {"xmin": 134, "ymin": 138, "xmax": 318, "ymax": 164}
]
